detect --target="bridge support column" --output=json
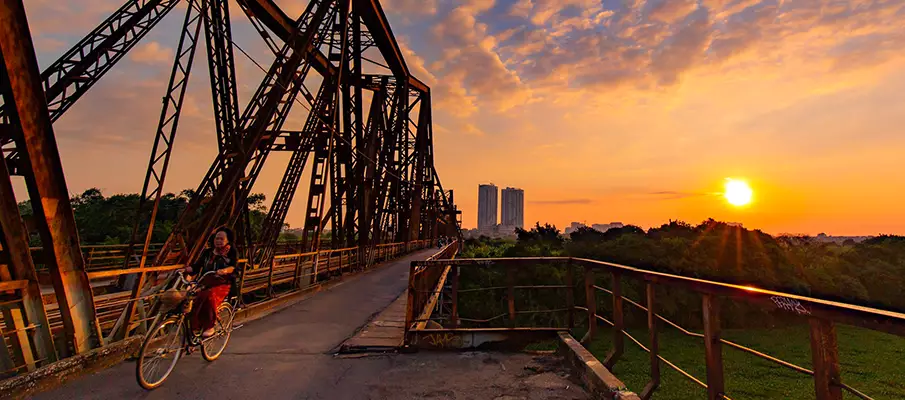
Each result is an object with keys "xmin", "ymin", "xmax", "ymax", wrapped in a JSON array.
[
  {"xmin": 0, "ymin": 0, "xmax": 101, "ymax": 355},
  {"xmin": 809, "ymin": 318, "xmax": 842, "ymax": 400}
]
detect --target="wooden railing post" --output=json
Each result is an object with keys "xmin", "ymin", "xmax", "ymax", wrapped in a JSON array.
[
  {"xmin": 604, "ymin": 271, "xmax": 624, "ymax": 369},
  {"xmin": 702, "ymin": 294, "xmax": 725, "ymax": 400},
  {"xmin": 565, "ymin": 260, "xmax": 574, "ymax": 330},
  {"xmin": 809, "ymin": 318, "xmax": 843, "ymax": 400},
  {"xmin": 583, "ymin": 265, "xmax": 597, "ymax": 344},
  {"xmin": 450, "ymin": 264, "xmax": 459, "ymax": 327},
  {"xmin": 507, "ymin": 264, "xmax": 516, "ymax": 327},
  {"xmin": 641, "ymin": 282, "xmax": 660, "ymax": 399}
]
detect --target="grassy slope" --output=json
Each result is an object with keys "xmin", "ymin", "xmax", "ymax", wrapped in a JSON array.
[{"xmin": 581, "ymin": 324, "xmax": 905, "ymax": 399}]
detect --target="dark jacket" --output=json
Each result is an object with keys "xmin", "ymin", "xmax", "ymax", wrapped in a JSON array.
[{"xmin": 191, "ymin": 247, "xmax": 239, "ymax": 288}]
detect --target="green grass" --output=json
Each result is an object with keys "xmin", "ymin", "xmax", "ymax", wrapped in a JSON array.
[{"xmin": 578, "ymin": 324, "xmax": 905, "ymax": 399}]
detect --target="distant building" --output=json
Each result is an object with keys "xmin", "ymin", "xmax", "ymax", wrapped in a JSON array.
[
  {"xmin": 477, "ymin": 183, "xmax": 498, "ymax": 232},
  {"xmin": 565, "ymin": 221, "xmax": 625, "ymax": 235},
  {"xmin": 501, "ymin": 187, "xmax": 524, "ymax": 230},
  {"xmin": 564, "ymin": 222, "xmax": 587, "ymax": 235},
  {"xmin": 591, "ymin": 222, "xmax": 624, "ymax": 232}
]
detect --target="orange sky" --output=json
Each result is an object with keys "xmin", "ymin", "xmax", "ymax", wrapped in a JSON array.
[{"xmin": 13, "ymin": 0, "xmax": 905, "ymax": 236}]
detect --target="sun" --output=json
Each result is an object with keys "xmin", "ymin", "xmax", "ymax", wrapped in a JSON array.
[{"xmin": 724, "ymin": 179, "xmax": 753, "ymax": 207}]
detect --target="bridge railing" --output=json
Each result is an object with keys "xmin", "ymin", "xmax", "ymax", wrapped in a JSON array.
[
  {"xmin": 407, "ymin": 257, "xmax": 905, "ymax": 400},
  {"xmin": 0, "ymin": 239, "xmax": 435, "ymax": 378},
  {"xmin": 404, "ymin": 240, "xmax": 460, "ymax": 331}
]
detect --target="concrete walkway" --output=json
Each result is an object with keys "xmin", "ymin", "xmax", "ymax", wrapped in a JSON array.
[{"xmin": 34, "ymin": 248, "xmax": 589, "ymax": 400}]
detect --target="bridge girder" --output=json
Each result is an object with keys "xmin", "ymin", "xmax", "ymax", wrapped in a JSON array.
[{"xmin": 0, "ymin": 0, "xmax": 459, "ymax": 357}]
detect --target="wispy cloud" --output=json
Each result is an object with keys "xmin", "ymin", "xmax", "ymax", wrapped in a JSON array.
[{"xmin": 647, "ymin": 191, "xmax": 711, "ymax": 200}]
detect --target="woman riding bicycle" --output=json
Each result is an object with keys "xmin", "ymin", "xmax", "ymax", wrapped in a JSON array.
[{"xmin": 180, "ymin": 227, "xmax": 238, "ymax": 338}]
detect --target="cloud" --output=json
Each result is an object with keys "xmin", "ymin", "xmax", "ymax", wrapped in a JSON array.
[
  {"xmin": 462, "ymin": 123, "xmax": 487, "ymax": 136},
  {"xmin": 130, "ymin": 42, "xmax": 172, "ymax": 65},
  {"xmin": 398, "ymin": 38, "xmax": 478, "ymax": 117},
  {"xmin": 381, "ymin": 0, "xmax": 438, "ymax": 15},
  {"xmin": 650, "ymin": 8, "xmax": 713, "ymax": 85},
  {"xmin": 531, "ymin": 199, "xmax": 594, "ymax": 205},
  {"xmin": 23, "ymin": 0, "xmax": 124, "ymax": 36},
  {"xmin": 429, "ymin": 1, "xmax": 533, "ymax": 113},
  {"xmin": 509, "ymin": 0, "xmax": 533, "ymax": 17},
  {"xmin": 646, "ymin": 0, "xmax": 698, "ymax": 23}
]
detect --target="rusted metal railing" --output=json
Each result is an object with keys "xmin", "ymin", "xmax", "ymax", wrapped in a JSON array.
[
  {"xmin": 404, "ymin": 240, "xmax": 460, "ymax": 333},
  {"xmin": 408, "ymin": 257, "xmax": 905, "ymax": 400}
]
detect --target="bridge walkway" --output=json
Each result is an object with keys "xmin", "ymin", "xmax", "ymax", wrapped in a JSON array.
[{"xmin": 33, "ymin": 248, "xmax": 589, "ymax": 399}]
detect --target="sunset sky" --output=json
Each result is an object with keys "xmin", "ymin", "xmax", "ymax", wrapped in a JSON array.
[{"xmin": 14, "ymin": 0, "xmax": 905, "ymax": 236}]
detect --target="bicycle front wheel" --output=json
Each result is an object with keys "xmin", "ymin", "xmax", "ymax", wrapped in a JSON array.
[
  {"xmin": 201, "ymin": 303, "xmax": 234, "ymax": 361},
  {"xmin": 136, "ymin": 316, "xmax": 184, "ymax": 390}
]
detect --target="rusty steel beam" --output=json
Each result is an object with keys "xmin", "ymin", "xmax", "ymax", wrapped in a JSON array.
[
  {"xmin": 1, "ymin": 0, "xmax": 181, "ymax": 173},
  {"xmin": 257, "ymin": 80, "xmax": 330, "ymax": 283},
  {"xmin": 239, "ymin": 0, "xmax": 335, "ymax": 79},
  {"xmin": 202, "ymin": 0, "xmax": 242, "ymax": 152},
  {"xmin": 116, "ymin": 0, "xmax": 205, "ymax": 340},
  {"xmin": 241, "ymin": 0, "xmax": 428, "ymax": 92},
  {"xmin": 155, "ymin": 0, "xmax": 335, "ymax": 267},
  {"xmin": 0, "ymin": 0, "xmax": 102, "ymax": 354},
  {"xmin": 353, "ymin": 0, "xmax": 431, "ymax": 93}
]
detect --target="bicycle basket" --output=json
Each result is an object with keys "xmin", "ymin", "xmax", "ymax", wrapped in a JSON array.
[{"xmin": 159, "ymin": 288, "xmax": 187, "ymax": 311}]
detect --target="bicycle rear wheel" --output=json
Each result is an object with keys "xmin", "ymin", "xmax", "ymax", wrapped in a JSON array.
[
  {"xmin": 201, "ymin": 303, "xmax": 234, "ymax": 361},
  {"xmin": 136, "ymin": 316, "xmax": 184, "ymax": 390}
]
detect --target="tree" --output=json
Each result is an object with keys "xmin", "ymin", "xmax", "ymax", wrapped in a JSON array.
[{"xmin": 19, "ymin": 188, "xmax": 270, "ymax": 246}]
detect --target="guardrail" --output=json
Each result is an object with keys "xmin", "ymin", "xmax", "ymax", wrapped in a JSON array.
[
  {"xmin": 404, "ymin": 240, "xmax": 459, "ymax": 332},
  {"xmin": 406, "ymin": 257, "xmax": 905, "ymax": 400},
  {"xmin": 24, "ymin": 241, "xmax": 324, "ymax": 272},
  {"xmin": 0, "ymin": 239, "xmax": 435, "ymax": 379}
]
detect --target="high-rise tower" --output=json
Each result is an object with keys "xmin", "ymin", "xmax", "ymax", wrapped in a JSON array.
[
  {"xmin": 501, "ymin": 187, "xmax": 524, "ymax": 229},
  {"xmin": 478, "ymin": 184, "xmax": 498, "ymax": 231}
]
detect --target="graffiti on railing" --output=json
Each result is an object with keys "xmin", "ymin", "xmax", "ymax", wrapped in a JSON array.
[
  {"xmin": 769, "ymin": 296, "xmax": 811, "ymax": 315},
  {"xmin": 421, "ymin": 332, "xmax": 462, "ymax": 348}
]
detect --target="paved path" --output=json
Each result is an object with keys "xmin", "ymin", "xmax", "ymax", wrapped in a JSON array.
[{"xmin": 35, "ymin": 249, "xmax": 435, "ymax": 399}]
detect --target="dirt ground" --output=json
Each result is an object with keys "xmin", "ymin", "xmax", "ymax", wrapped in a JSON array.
[{"xmin": 343, "ymin": 351, "xmax": 590, "ymax": 400}]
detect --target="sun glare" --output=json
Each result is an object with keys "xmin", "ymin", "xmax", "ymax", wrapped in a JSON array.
[{"xmin": 724, "ymin": 179, "xmax": 753, "ymax": 207}]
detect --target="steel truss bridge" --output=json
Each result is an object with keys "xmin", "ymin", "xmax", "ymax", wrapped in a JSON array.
[{"xmin": 0, "ymin": 0, "xmax": 459, "ymax": 376}]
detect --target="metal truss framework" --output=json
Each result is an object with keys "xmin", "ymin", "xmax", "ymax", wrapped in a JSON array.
[{"xmin": 0, "ymin": 0, "xmax": 460, "ymax": 360}]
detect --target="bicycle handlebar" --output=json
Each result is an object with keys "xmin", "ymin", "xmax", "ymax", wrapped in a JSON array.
[{"xmin": 174, "ymin": 269, "xmax": 219, "ymax": 289}]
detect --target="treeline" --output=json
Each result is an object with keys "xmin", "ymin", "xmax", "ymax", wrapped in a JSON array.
[
  {"xmin": 16, "ymin": 188, "xmax": 270, "ymax": 245},
  {"xmin": 458, "ymin": 220, "xmax": 905, "ymax": 329}
]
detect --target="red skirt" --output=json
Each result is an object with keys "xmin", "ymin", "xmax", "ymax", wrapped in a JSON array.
[{"xmin": 190, "ymin": 284, "xmax": 230, "ymax": 331}]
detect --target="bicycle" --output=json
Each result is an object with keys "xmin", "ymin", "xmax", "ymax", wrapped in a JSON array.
[{"xmin": 135, "ymin": 270, "xmax": 240, "ymax": 390}]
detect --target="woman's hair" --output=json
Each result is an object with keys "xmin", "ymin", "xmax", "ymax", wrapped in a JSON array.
[{"xmin": 212, "ymin": 226, "xmax": 235, "ymax": 245}]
